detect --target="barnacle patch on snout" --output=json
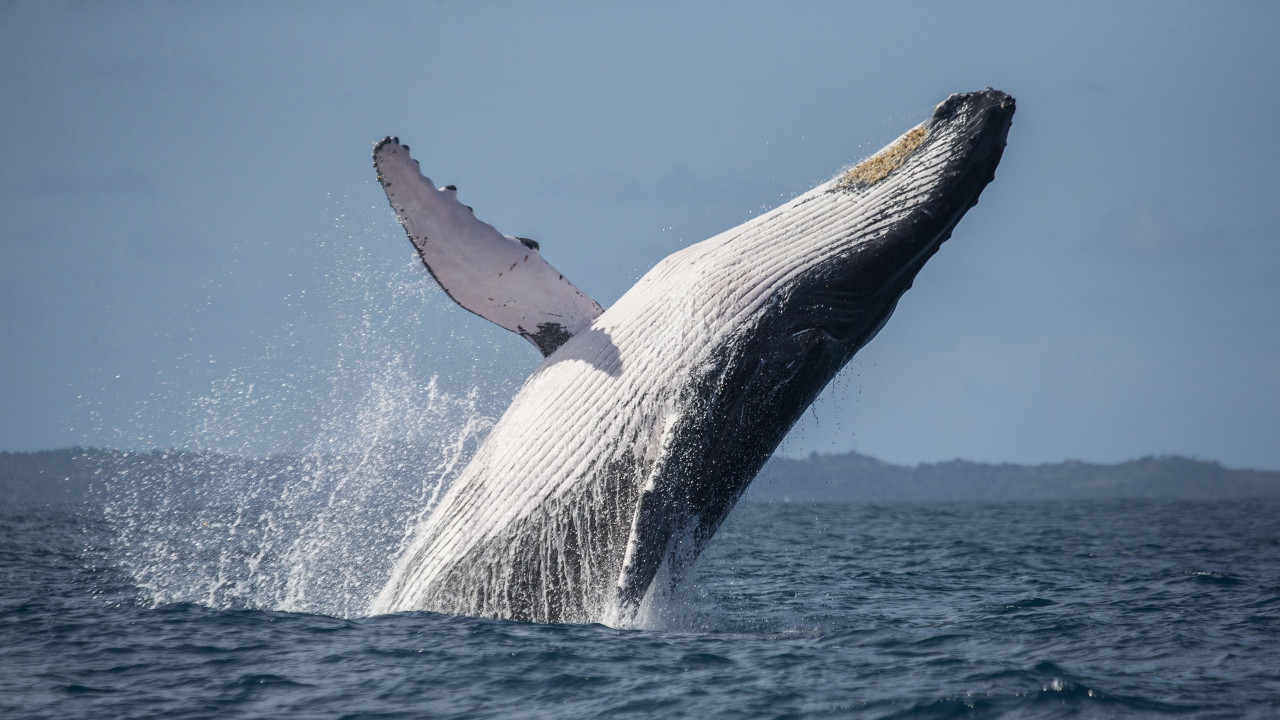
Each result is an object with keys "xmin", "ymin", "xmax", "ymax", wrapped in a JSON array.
[{"xmin": 835, "ymin": 125, "xmax": 930, "ymax": 190}]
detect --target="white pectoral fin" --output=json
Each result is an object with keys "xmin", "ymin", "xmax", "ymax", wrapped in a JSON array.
[{"xmin": 373, "ymin": 137, "xmax": 604, "ymax": 356}]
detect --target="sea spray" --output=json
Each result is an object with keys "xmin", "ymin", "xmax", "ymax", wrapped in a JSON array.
[{"xmin": 98, "ymin": 208, "xmax": 518, "ymax": 617}]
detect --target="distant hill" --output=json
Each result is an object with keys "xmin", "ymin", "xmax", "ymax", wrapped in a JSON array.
[
  {"xmin": 0, "ymin": 448, "xmax": 103, "ymax": 504},
  {"xmin": 0, "ymin": 448, "xmax": 300, "ymax": 505},
  {"xmin": 746, "ymin": 452, "xmax": 1280, "ymax": 502},
  {"xmin": 3, "ymin": 447, "xmax": 1279, "ymax": 505}
]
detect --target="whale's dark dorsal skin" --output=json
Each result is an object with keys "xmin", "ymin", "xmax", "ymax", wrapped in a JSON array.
[{"xmin": 371, "ymin": 89, "xmax": 1015, "ymax": 624}]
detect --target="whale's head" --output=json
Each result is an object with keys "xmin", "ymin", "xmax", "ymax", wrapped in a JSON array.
[
  {"xmin": 617, "ymin": 90, "xmax": 1015, "ymax": 612},
  {"xmin": 680, "ymin": 88, "xmax": 1015, "ymax": 450},
  {"xmin": 701, "ymin": 90, "xmax": 1016, "ymax": 417},
  {"xmin": 782, "ymin": 88, "xmax": 1015, "ymax": 358}
]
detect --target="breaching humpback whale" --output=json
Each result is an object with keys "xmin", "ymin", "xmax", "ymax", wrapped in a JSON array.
[{"xmin": 370, "ymin": 89, "xmax": 1014, "ymax": 624}]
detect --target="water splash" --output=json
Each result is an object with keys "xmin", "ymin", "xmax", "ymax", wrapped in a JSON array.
[
  {"xmin": 99, "ymin": 208, "xmax": 513, "ymax": 618},
  {"xmin": 101, "ymin": 375, "xmax": 491, "ymax": 618}
]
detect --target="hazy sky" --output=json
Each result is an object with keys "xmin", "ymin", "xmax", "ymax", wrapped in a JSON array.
[{"xmin": 2, "ymin": 1, "xmax": 1278, "ymax": 469}]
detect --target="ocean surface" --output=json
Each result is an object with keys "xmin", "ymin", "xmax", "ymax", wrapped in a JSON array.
[{"xmin": 3, "ymin": 498, "xmax": 1278, "ymax": 718}]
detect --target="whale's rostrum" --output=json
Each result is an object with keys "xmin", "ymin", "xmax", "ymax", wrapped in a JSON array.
[{"xmin": 370, "ymin": 89, "xmax": 1015, "ymax": 624}]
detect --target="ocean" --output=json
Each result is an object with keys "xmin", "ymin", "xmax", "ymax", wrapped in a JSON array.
[{"xmin": 2, "ymin": 497, "xmax": 1278, "ymax": 718}]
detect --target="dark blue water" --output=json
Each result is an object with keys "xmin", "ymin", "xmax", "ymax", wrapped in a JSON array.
[{"xmin": 3, "ymin": 499, "xmax": 1278, "ymax": 718}]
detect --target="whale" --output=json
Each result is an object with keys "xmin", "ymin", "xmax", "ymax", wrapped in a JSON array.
[{"xmin": 369, "ymin": 89, "xmax": 1015, "ymax": 624}]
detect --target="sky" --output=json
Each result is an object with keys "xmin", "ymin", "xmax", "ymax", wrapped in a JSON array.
[{"xmin": 2, "ymin": 1, "xmax": 1278, "ymax": 470}]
